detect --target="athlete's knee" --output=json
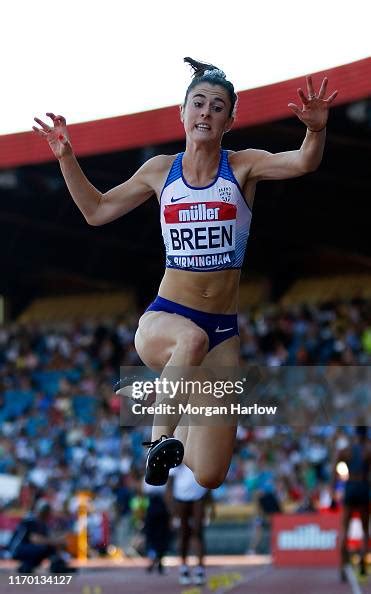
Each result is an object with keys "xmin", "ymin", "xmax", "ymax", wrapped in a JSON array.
[
  {"xmin": 194, "ymin": 468, "xmax": 226, "ymax": 490},
  {"xmin": 176, "ymin": 329, "xmax": 209, "ymax": 363},
  {"xmin": 134, "ymin": 327, "xmax": 170, "ymax": 369},
  {"xmin": 134, "ymin": 327, "xmax": 144, "ymax": 355}
]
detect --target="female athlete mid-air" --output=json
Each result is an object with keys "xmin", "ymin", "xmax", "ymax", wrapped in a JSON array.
[{"xmin": 33, "ymin": 57, "xmax": 338, "ymax": 488}]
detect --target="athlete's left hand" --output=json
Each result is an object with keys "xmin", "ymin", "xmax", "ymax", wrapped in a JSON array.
[{"xmin": 288, "ymin": 76, "xmax": 338, "ymax": 132}]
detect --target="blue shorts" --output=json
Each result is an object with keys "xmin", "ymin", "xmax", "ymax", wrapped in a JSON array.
[{"xmin": 145, "ymin": 295, "xmax": 239, "ymax": 352}]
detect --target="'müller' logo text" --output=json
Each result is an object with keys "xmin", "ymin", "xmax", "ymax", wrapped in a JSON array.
[{"xmin": 179, "ymin": 204, "xmax": 220, "ymax": 222}]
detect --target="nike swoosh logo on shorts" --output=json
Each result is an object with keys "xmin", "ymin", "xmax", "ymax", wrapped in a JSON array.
[
  {"xmin": 215, "ymin": 326, "xmax": 234, "ymax": 333},
  {"xmin": 171, "ymin": 194, "xmax": 190, "ymax": 202}
]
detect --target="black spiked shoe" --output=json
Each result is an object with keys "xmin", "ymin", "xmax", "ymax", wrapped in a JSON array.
[{"xmin": 143, "ymin": 435, "xmax": 184, "ymax": 486}]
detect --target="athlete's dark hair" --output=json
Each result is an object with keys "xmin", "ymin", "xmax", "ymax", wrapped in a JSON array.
[{"xmin": 183, "ymin": 57, "xmax": 237, "ymax": 117}]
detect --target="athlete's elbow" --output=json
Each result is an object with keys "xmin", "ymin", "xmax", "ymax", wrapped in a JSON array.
[
  {"xmin": 299, "ymin": 161, "xmax": 320, "ymax": 175},
  {"xmin": 85, "ymin": 209, "xmax": 107, "ymax": 226},
  {"xmin": 297, "ymin": 150, "xmax": 321, "ymax": 174},
  {"xmin": 85, "ymin": 214, "xmax": 102, "ymax": 226},
  {"xmin": 85, "ymin": 195, "xmax": 108, "ymax": 225}
]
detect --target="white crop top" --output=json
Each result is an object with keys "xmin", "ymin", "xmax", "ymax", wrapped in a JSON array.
[{"xmin": 160, "ymin": 150, "xmax": 252, "ymax": 272}]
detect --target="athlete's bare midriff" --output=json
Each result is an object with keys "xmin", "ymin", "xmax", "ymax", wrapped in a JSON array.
[{"xmin": 158, "ymin": 267, "xmax": 241, "ymax": 314}]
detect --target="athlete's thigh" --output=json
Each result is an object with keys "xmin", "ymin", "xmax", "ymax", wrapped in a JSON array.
[
  {"xmin": 201, "ymin": 334, "xmax": 240, "ymax": 367},
  {"xmin": 134, "ymin": 310, "xmax": 208, "ymax": 371},
  {"xmin": 184, "ymin": 423, "xmax": 237, "ymax": 488},
  {"xmin": 184, "ymin": 336, "xmax": 240, "ymax": 485}
]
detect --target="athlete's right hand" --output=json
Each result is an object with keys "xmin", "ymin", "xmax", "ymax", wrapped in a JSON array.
[{"xmin": 32, "ymin": 113, "xmax": 72, "ymax": 160}]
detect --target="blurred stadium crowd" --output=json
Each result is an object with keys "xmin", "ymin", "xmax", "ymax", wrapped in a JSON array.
[{"xmin": 0, "ymin": 295, "xmax": 370, "ymax": 551}]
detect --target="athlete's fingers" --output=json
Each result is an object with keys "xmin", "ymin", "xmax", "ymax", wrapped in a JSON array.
[
  {"xmin": 32, "ymin": 125, "xmax": 47, "ymax": 137},
  {"xmin": 46, "ymin": 112, "xmax": 66, "ymax": 126},
  {"xmin": 306, "ymin": 75, "xmax": 315, "ymax": 98},
  {"xmin": 34, "ymin": 117, "xmax": 51, "ymax": 131},
  {"xmin": 288, "ymin": 103, "xmax": 302, "ymax": 117},
  {"xmin": 297, "ymin": 88, "xmax": 309, "ymax": 105},
  {"xmin": 326, "ymin": 90, "xmax": 338, "ymax": 103},
  {"xmin": 318, "ymin": 77, "xmax": 328, "ymax": 99},
  {"xmin": 56, "ymin": 115, "xmax": 66, "ymax": 125},
  {"xmin": 46, "ymin": 112, "xmax": 58, "ymax": 123}
]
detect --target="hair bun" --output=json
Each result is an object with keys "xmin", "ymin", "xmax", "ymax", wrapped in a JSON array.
[
  {"xmin": 204, "ymin": 69, "xmax": 226, "ymax": 80},
  {"xmin": 184, "ymin": 56, "xmax": 219, "ymax": 79}
]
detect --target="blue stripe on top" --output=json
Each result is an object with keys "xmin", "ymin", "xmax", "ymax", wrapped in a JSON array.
[
  {"xmin": 221, "ymin": 150, "xmax": 251, "ymax": 212},
  {"xmin": 162, "ymin": 153, "xmax": 182, "ymax": 190},
  {"xmin": 219, "ymin": 149, "xmax": 236, "ymax": 182}
]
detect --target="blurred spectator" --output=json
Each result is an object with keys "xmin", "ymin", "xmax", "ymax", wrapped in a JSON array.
[
  {"xmin": 169, "ymin": 464, "xmax": 210, "ymax": 586},
  {"xmin": 7, "ymin": 500, "xmax": 75, "ymax": 573},
  {"xmin": 143, "ymin": 482, "xmax": 171, "ymax": 575},
  {"xmin": 112, "ymin": 473, "xmax": 134, "ymax": 554},
  {"xmin": 0, "ymin": 296, "xmax": 370, "ymax": 556}
]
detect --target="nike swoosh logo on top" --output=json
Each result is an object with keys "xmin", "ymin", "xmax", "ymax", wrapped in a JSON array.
[
  {"xmin": 215, "ymin": 326, "xmax": 234, "ymax": 333},
  {"xmin": 171, "ymin": 195, "xmax": 190, "ymax": 203}
]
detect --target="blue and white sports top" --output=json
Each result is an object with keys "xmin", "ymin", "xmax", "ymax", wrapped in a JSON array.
[{"xmin": 160, "ymin": 150, "xmax": 252, "ymax": 272}]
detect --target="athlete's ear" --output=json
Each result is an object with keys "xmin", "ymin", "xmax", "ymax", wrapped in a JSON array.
[
  {"xmin": 179, "ymin": 104, "xmax": 184, "ymax": 123},
  {"xmin": 224, "ymin": 115, "xmax": 234, "ymax": 133}
]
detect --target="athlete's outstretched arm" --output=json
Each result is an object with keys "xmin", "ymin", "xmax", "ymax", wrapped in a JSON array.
[
  {"xmin": 32, "ymin": 113, "xmax": 159, "ymax": 226},
  {"xmin": 238, "ymin": 76, "xmax": 338, "ymax": 181}
]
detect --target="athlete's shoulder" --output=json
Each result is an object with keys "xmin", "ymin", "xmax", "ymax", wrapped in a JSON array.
[
  {"xmin": 226, "ymin": 148, "xmax": 269, "ymax": 177},
  {"xmin": 142, "ymin": 154, "xmax": 178, "ymax": 174},
  {"xmin": 138, "ymin": 154, "xmax": 179, "ymax": 199},
  {"xmin": 228, "ymin": 148, "xmax": 271, "ymax": 165}
]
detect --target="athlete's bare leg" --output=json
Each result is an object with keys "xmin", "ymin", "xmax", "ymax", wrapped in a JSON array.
[
  {"xmin": 135, "ymin": 311, "xmax": 208, "ymax": 371},
  {"xmin": 135, "ymin": 310, "xmax": 209, "ymax": 437},
  {"xmin": 135, "ymin": 312, "xmax": 239, "ymax": 488},
  {"xmin": 182, "ymin": 336, "xmax": 239, "ymax": 489}
]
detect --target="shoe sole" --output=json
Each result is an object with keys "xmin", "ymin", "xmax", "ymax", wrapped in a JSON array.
[{"xmin": 145, "ymin": 439, "xmax": 184, "ymax": 485}]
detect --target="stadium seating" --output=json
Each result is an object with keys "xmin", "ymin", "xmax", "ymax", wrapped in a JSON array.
[
  {"xmin": 281, "ymin": 274, "xmax": 371, "ymax": 305},
  {"xmin": 17, "ymin": 292, "xmax": 135, "ymax": 323}
]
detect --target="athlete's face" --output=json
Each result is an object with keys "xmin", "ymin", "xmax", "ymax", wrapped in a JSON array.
[{"xmin": 181, "ymin": 83, "xmax": 234, "ymax": 143}]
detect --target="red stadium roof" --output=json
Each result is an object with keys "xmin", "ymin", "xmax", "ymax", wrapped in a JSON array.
[{"xmin": 1, "ymin": 58, "xmax": 370, "ymax": 169}]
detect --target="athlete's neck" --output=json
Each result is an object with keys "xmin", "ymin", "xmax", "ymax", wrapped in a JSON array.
[{"xmin": 182, "ymin": 143, "xmax": 221, "ymax": 186}]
